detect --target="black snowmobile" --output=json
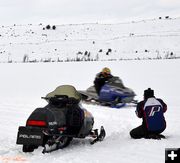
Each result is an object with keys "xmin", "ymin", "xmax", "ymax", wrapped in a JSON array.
[
  {"xmin": 16, "ymin": 85, "xmax": 106, "ymax": 153},
  {"xmin": 79, "ymin": 76, "xmax": 137, "ymax": 108}
]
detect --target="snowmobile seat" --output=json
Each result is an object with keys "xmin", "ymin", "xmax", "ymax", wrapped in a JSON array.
[{"xmin": 47, "ymin": 96, "xmax": 84, "ymax": 135}]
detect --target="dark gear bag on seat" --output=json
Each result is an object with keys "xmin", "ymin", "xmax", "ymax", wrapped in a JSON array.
[{"xmin": 66, "ymin": 105, "xmax": 84, "ymax": 135}]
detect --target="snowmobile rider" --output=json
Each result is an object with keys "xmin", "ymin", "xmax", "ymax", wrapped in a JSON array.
[
  {"xmin": 130, "ymin": 88, "xmax": 167, "ymax": 139},
  {"xmin": 94, "ymin": 67, "xmax": 113, "ymax": 95}
]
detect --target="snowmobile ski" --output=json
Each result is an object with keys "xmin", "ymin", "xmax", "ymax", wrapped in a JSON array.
[
  {"xmin": 90, "ymin": 126, "xmax": 106, "ymax": 144},
  {"xmin": 42, "ymin": 126, "xmax": 106, "ymax": 153}
]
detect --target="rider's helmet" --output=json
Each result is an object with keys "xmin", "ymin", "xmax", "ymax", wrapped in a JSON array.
[
  {"xmin": 101, "ymin": 67, "xmax": 111, "ymax": 77},
  {"xmin": 144, "ymin": 88, "xmax": 154, "ymax": 100}
]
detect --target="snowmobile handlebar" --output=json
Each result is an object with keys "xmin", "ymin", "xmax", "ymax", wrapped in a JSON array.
[{"xmin": 41, "ymin": 95, "xmax": 79, "ymax": 105}]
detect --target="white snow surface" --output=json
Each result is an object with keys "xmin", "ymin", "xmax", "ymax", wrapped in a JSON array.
[
  {"xmin": 0, "ymin": 18, "xmax": 180, "ymax": 163},
  {"xmin": 0, "ymin": 17, "xmax": 180, "ymax": 63},
  {"xmin": 0, "ymin": 60, "xmax": 180, "ymax": 163}
]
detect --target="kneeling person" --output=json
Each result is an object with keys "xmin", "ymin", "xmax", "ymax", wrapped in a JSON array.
[{"xmin": 130, "ymin": 88, "xmax": 167, "ymax": 139}]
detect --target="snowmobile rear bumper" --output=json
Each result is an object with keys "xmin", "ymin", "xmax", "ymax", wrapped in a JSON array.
[{"xmin": 16, "ymin": 126, "xmax": 44, "ymax": 146}]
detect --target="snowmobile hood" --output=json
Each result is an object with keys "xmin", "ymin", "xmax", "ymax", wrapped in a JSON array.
[
  {"xmin": 106, "ymin": 76, "xmax": 125, "ymax": 88},
  {"xmin": 106, "ymin": 77, "xmax": 136, "ymax": 96}
]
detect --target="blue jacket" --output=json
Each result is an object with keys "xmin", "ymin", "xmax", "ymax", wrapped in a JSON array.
[{"xmin": 136, "ymin": 97, "xmax": 167, "ymax": 132}]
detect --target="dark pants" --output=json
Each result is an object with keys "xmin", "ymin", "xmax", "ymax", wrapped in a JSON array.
[
  {"xmin": 94, "ymin": 81, "xmax": 103, "ymax": 95},
  {"xmin": 130, "ymin": 125, "xmax": 147, "ymax": 139},
  {"xmin": 130, "ymin": 125, "xmax": 165, "ymax": 139}
]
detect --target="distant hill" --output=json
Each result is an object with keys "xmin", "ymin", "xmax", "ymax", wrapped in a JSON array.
[{"xmin": 0, "ymin": 17, "xmax": 180, "ymax": 63}]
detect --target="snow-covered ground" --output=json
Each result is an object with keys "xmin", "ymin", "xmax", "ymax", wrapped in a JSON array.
[
  {"xmin": 0, "ymin": 17, "xmax": 180, "ymax": 63},
  {"xmin": 0, "ymin": 59, "xmax": 180, "ymax": 163}
]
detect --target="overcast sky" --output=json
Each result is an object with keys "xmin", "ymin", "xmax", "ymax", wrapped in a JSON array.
[{"xmin": 1, "ymin": 0, "xmax": 180, "ymax": 25}]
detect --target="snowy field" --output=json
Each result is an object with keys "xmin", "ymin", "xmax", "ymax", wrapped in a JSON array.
[
  {"xmin": 0, "ymin": 59, "xmax": 180, "ymax": 163},
  {"xmin": 0, "ymin": 17, "xmax": 180, "ymax": 63}
]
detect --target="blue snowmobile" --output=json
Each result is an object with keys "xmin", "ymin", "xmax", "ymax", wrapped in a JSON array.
[{"xmin": 79, "ymin": 76, "xmax": 137, "ymax": 108}]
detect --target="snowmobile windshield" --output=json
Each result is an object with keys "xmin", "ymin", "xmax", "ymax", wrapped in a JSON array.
[
  {"xmin": 106, "ymin": 76, "xmax": 125, "ymax": 89},
  {"xmin": 46, "ymin": 85, "xmax": 82, "ymax": 102}
]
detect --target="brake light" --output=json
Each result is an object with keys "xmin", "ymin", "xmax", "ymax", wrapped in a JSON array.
[
  {"xmin": 27, "ymin": 120, "xmax": 47, "ymax": 127},
  {"xmin": 58, "ymin": 127, "xmax": 67, "ymax": 131}
]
